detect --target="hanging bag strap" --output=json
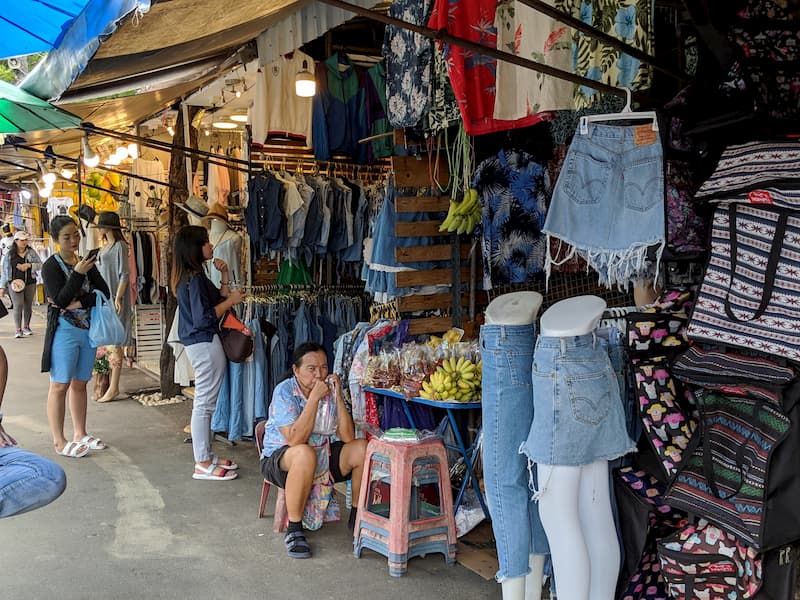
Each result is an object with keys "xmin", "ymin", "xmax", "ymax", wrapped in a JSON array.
[{"xmin": 724, "ymin": 203, "xmax": 789, "ymax": 323}]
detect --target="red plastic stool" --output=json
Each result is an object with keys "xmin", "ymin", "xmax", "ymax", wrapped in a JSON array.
[
  {"xmin": 353, "ymin": 436, "xmax": 457, "ymax": 576},
  {"xmin": 254, "ymin": 420, "xmax": 289, "ymax": 533}
]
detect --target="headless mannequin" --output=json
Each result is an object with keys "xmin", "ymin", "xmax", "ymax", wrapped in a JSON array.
[
  {"xmin": 485, "ymin": 292, "xmax": 546, "ymax": 600},
  {"xmin": 207, "ymin": 218, "xmax": 242, "ymax": 288},
  {"xmin": 96, "ymin": 227, "xmax": 128, "ymax": 403},
  {"xmin": 537, "ymin": 295, "xmax": 620, "ymax": 600}
]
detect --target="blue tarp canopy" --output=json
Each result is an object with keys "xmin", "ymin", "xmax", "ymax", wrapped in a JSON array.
[{"xmin": 0, "ymin": 1, "xmax": 95, "ymax": 58}]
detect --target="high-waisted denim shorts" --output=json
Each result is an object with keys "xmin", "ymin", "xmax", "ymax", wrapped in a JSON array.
[{"xmin": 523, "ymin": 333, "xmax": 636, "ymax": 466}]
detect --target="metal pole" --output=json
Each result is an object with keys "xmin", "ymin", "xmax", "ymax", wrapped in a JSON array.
[{"xmin": 315, "ymin": 0, "xmax": 629, "ymax": 98}]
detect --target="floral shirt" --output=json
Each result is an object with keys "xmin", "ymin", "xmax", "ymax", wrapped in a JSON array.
[
  {"xmin": 384, "ymin": 0, "xmax": 433, "ymax": 128},
  {"xmin": 494, "ymin": 0, "xmax": 575, "ymax": 118},
  {"xmin": 554, "ymin": 0, "xmax": 653, "ymax": 108},
  {"xmin": 427, "ymin": 0, "xmax": 544, "ymax": 135},
  {"xmin": 473, "ymin": 150, "xmax": 550, "ymax": 289}
]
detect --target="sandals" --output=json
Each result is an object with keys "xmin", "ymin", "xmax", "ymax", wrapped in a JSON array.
[
  {"xmin": 192, "ymin": 463, "xmax": 238, "ymax": 481},
  {"xmin": 211, "ymin": 453, "xmax": 238, "ymax": 470},
  {"xmin": 284, "ymin": 530, "xmax": 312, "ymax": 559},
  {"xmin": 56, "ymin": 441, "xmax": 89, "ymax": 458},
  {"xmin": 78, "ymin": 435, "xmax": 107, "ymax": 450}
]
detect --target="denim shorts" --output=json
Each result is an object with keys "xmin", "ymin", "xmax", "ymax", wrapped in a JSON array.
[
  {"xmin": 523, "ymin": 333, "xmax": 636, "ymax": 466},
  {"xmin": 50, "ymin": 316, "xmax": 96, "ymax": 384},
  {"xmin": 544, "ymin": 123, "xmax": 665, "ymax": 289}
]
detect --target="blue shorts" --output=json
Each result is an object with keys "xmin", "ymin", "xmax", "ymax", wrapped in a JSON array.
[
  {"xmin": 523, "ymin": 332, "xmax": 636, "ymax": 466},
  {"xmin": 50, "ymin": 317, "xmax": 96, "ymax": 384}
]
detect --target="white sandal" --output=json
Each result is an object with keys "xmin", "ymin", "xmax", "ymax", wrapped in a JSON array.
[
  {"xmin": 192, "ymin": 463, "xmax": 238, "ymax": 481},
  {"xmin": 56, "ymin": 441, "xmax": 89, "ymax": 458}
]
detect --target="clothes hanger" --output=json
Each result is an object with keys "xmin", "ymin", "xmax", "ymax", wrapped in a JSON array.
[{"xmin": 579, "ymin": 87, "xmax": 658, "ymax": 134}]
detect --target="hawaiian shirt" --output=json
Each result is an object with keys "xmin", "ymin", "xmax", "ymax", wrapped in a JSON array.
[
  {"xmin": 554, "ymin": 0, "xmax": 653, "ymax": 108},
  {"xmin": 473, "ymin": 150, "xmax": 550, "ymax": 288},
  {"xmin": 384, "ymin": 0, "xmax": 433, "ymax": 128},
  {"xmin": 424, "ymin": 41, "xmax": 462, "ymax": 134},
  {"xmin": 427, "ymin": 0, "xmax": 544, "ymax": 135}
]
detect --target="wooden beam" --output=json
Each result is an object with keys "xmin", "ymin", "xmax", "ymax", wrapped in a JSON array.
[
  {"xmin": 398, "ymin": 291, "xmax": 490, "ymax": 312},
  {"xmin": 395, "ymin": 196, "xmax": 451, "ymax": 213},
  {"xmin": 395, "ymin": 243, "xmax": 473, "ymax": 263},
  {"xmin": 395, "ymin": 221, "xmax": 444, "ymax": 238},
  {"xmin": 391, "ymin": 155, "xmax": 450, "ymax": 188},
  {"xmin": 396, "ymin": 267, "xmax": 470, "ymax": 287},
  {"xmin": 408, "ymin": 316, "xmax": 454, "ymax": 335}
]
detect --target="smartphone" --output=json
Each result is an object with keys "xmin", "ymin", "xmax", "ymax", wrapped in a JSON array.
[{"xmin": 85, "ymin": 248, "xmax": 100, "ymax": 261}]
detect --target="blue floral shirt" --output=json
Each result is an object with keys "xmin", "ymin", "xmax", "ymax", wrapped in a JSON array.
[
  {"xmin": 261, "ymin": 376, "xmax": 335, "ymax": 458},
  {"xmin": 383, "ymin": 0, "xmax": 433, "ymax": 128},
  {"xmin": 473, "ymin": 150, "xmax": 550, "ymax": 289}
]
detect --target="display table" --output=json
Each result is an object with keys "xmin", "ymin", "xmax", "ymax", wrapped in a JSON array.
[{"xmin": 363, "ymin": 386, "xmax": 490, "ymax": 521}]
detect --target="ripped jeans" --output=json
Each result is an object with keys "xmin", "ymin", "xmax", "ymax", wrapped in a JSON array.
[{"xmin": 480, "ymin": 324, "xmax": 549, "ymax": 582}]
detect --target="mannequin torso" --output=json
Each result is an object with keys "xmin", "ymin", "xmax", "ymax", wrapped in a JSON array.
[
  {"xmin": 207, "ymin": 220, "xmax": 242, "ymax": 288},
  {"xmin": 539, "ymin": 295, "xmax": 606, "ymax": 338},
  {"xmin": 485, "ymin": 291, "xmax": 543, "ymax": 326}
]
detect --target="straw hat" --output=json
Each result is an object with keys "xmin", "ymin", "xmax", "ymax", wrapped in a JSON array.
[
  {"xmin": 202, "ymin": 202, "xmax": 229, "ymax": 225},
  {"xmin": 176, "ymin": 195, "xmax": 209, "ymax": 218}
]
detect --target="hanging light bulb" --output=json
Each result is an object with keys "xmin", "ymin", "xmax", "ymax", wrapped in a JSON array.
[
  {"xmin": 81, "ymin": 134, "xmax": 100, "ymax": 168},
  {"xmin": 127, "ymin": 143, "xmax": 139, "ymax": 159},
  {"xmin": 38, "ymin": 184, "xmax": 52, "ymax": 198},
  {"xmin": 203, "ymin": 128, "xmax": 210, "ymax": 137},
  {"xmin": 235, "ymin": 87, "xmax": 242, "ymax": 98},
  {"xmin": 60, "ymin": 167, "xmax": 74, "ymax": 180},
  {"xmin": 167, "ymin": 125, "xmax": 175, "ymax": 137},
  {"xmin": 20, "ymin": 190, "xmax": 31, "ymax": 201},
  {"xmin": 295, "ymin": 60, "xmax": 316, "ymax": 97},
  {"xmin": 115, "ymin": 146, "xmax": 129, "ymax": 161},
  {"xmin": 42, "ymin": 171, "xmax": 57, "ymax": 186}
]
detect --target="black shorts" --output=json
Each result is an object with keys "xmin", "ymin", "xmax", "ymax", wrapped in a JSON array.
[{"xmin": 260, "ymin": 440, "xmax": 350, "ymax": 489}]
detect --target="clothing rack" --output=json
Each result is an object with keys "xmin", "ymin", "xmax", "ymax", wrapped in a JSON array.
[{"xmin": 244, "ymin": 283, "xmax": 367, "ymax": 294}]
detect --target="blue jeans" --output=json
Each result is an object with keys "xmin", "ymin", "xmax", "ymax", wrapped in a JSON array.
[
  {"xmin": 0, "ymin": 446, "xmax": 66, "ymax": 518},
  {"xmin": 480, "ymin": 324, "xmax": 549, "ymax": 582}
]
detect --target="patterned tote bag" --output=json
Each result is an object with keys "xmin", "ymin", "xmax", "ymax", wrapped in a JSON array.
[{"xmin": 687, "ymin": 203, "xmax": 800, "ymax": 362}]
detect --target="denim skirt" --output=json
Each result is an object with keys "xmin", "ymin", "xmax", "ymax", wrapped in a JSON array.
[{"xmin": 523, "ymin": 333, "xmax": 636, "ymax": 466}]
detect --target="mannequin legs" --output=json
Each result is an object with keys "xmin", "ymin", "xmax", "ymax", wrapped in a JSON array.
[
  {"xmin": 537, "ymin": 461, "xmax": 619, "ymax": 600},
  {"xmin": 500, "ymin": 554, "xmax": 545, "ymax": 600},
  {"xmin": 97, "ymin": 347, "xmax": 122, "ymax": 402}
]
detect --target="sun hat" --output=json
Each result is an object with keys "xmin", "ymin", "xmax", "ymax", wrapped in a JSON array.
[
  {"xmin": 13, "ymin": 231, "xmax": 29, "ymax": 241},
  {"xmin": 176, "ymin": 195, "xmax": 209, "ymax": 218},
  {"xmin": 201, "ymin": 202, "xmax": 229, "ymax": 225},
  {"xmin": 92, "ymin": 211, "xmax": 123, "ymax": 230}
]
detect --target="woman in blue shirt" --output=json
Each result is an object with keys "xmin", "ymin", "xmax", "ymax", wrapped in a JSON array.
[{"xmin": 172, "ymin": 226, "xmax": 244, "ymax": 481}]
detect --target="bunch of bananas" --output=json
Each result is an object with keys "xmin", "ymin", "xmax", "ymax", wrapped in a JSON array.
[
  {"xmin": 440, "ymin": 189, "xmax": 481, "ymax": 235},
  {"xmin": 419, "ymin": 356, "xmax": 483, "ymax": 402}
]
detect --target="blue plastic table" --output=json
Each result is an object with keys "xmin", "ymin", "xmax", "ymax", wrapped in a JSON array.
[{"xmin": 363, "ymin": 387, "xmax": 490, "ymax": 521}]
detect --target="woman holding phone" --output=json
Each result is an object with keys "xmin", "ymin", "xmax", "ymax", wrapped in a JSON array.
[{"xmin": 41, "ymin": 215, "xmax": 110, "ymax": 458}]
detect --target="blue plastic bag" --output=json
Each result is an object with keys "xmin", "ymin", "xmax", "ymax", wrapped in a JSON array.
[{"xmin": 89, "ymin": 290, "xmax": 126, "ymax": 347}]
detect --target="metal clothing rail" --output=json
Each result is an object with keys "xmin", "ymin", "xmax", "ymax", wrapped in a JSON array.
[{"xmin": 316, "ymin": 0, "xmax": 636, "ymax": 99}]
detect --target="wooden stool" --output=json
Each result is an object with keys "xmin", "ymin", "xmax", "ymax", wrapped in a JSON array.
[
  {"xmin": 254, "ymin": 420, "xmax": 289, "ymax": 533},
  {"xmin": 353, "ymin": 437, "xmax": 457, "ymax": 576}
]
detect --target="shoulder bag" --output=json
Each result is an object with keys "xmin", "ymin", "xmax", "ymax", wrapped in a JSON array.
[{"xmin": 219, "ymin": 311, "xmax": 253, "ymax": 363}]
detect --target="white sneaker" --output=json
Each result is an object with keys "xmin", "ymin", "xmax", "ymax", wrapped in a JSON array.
[
  {"xmin": 14, "ymin": 330, "xmax": 22, "ymax": 338},
  {"xmin": 22, "ymin": 328, "xmax": 32, "ymax": 336}
]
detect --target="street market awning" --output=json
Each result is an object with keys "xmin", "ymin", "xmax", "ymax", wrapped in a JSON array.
[{"xmin": 0, "ymin": 80, "xmax": 81, "ymax": 133}]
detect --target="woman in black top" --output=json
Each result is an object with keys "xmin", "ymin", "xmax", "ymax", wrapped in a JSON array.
[{"xmin": 41, "ymin": 216, "xmax": 110, "ymax": 458}]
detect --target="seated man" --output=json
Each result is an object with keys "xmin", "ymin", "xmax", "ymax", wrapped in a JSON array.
[
  {"xmin": 0, "ymin": 345, "xmax": 66, "ymax": 518},
  {"xmin": 260, "ymin": 342, "xmax": 367, "ymax": 559}
]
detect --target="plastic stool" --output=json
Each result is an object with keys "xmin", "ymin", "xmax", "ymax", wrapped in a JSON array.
[
  {"xmin": 254, "ymin": 420, "xmax": 289, "ymax": 533},
  {"xmin": 353, "ymin": 437, "xmax": 457, "ymax": 576}
]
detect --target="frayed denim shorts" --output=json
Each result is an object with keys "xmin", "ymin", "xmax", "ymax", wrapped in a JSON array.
[{"xmin": 523, "ymin": 333, "xmax": 636, "ymax": 466}]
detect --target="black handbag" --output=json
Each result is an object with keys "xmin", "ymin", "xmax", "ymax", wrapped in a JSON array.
[{"xmin": 218, "ymin": 311, "xmax": 253, "ymax": 363}]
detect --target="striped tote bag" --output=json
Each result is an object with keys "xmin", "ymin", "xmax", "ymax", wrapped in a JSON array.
[{"xmin": 687, "ymin": 202, "xmax": 800, "ymax": 362}]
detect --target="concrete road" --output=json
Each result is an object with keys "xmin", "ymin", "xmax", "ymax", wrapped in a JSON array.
[{"xmin": 0, "ymin": 310, "xmax": 499, "ymax": 600}]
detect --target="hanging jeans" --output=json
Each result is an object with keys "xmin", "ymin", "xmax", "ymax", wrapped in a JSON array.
[{"xmin": 480, "ymin": 323, "xmax": 550, "ymax": 582}]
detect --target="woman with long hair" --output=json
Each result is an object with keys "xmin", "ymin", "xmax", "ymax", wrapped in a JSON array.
[
  {"xmin": 0, "ymin": 231, "xmax": 42, "ymax": 338},
  {"xmin": 41, "ymin": 215, "xmax": 110, "ymax": 458},
  {"xmin": 93, "ymin": 212, "xmax": 131, "ymax": 402},
  {"xmin": 173, "ymin": 225, "xmax": 244, "ymax": 480}
]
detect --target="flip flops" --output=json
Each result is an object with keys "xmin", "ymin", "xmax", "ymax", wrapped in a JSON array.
[
  {"xmin": 192, "ymin": 463, "xmax": 238, "ymax": 481},
  {"xmin": 284, "ymin": 531, "xmax": 312, "ymax": 559},
  {"xmin": 78, "ymin": 435, "xmax": 107, "ymax": 450},
  {"xmin": 56, "ymin": 441, "xmax": 89, "ymax": 458}
]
